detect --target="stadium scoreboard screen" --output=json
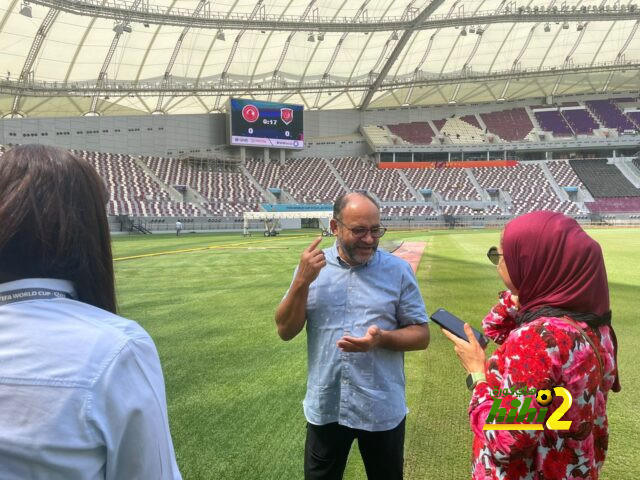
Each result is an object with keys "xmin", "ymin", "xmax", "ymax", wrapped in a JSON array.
[{"xmin": 228, "ymin": 98, "xmax": 304, "ymax": 149}]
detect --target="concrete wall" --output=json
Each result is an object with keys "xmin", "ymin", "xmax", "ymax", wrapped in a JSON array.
[{"xmin": 1, "ymin": 92, "xmax": 637, "ymax": 159}]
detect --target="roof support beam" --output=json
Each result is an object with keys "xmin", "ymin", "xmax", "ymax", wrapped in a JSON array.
[
  {"xmin": 11, "ymin": 8, "xmax": 60, "ymax": 117},
  {"xmin": 551, "ymin": 20, "xmax": 589, "ymax": 96},
  {"xmin": 360, "ymin": 0, "xmax": 445, "ymax": 110},
  {"xmin": 602, "ymin": 19, "xmax": 639, "ymax": 91},
  {"xmin": 155, "ymin": 0, "xmax": 208, "ymax": 113},
  {"xmin": 402, "ymin": 0, "xmax": 463, "ymax": 105},
  {"xmin": 213, "ymin": 0, "xmax": 264, "ymax": 110},
  {"xmin": 88, "ymin": 0, "xmax": 143, "ymax": 114},
  {"xmin": 5, "ymin": 62, "xmax": 637, "ymax": 99},
  {"xmin": 313, "ymin": 0, "xmax": 370, "ymax": 109},
  {"xmin": 268, "ymin": 0, "xmax": 317, "ymax": 101},
  {"xmin": 26, "ymin": 0, "xmax": 640, "ymax": 32}
]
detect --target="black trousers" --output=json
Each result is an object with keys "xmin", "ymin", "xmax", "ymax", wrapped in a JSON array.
[{"xmin": 304, "ymin": 418, "xmax": 405, "ymax": 480}]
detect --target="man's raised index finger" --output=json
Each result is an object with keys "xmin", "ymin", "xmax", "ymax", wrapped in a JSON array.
[{"xmin": 307, "ymin": 236, "xmax": 323, "ymax": 252}]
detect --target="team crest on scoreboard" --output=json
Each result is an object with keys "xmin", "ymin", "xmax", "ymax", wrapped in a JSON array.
[
  {"xmin": 242, "ymin": 104, "xmax": 260, "ymax": 123},
  {"xmin": 280, "ymin": 108, "xmax": 294, "ymax": 125}
]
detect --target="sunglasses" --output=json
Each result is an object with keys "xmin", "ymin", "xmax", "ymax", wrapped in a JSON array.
[
  {"xmin": 487, "ymin": 246, "xmax": 503, "ymax": 265},
  {"xmin": 335, "ymin": 218, "xmax": 387, "ymax": 239}
]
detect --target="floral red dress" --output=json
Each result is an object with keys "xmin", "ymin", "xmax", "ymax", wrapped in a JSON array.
[{"xmin": 469, "ymin": 292, "xmax": 618, "ymax": 479}]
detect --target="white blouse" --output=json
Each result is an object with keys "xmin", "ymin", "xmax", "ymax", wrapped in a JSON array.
[{"xmin": 0, "ymin": 278, "xmax": 182, "ymax": 480}]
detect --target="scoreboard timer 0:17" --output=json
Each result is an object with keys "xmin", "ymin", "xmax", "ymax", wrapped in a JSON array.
[{"xmin": 229, "ymin": 98, "xmax": 304, "ymax": 149}]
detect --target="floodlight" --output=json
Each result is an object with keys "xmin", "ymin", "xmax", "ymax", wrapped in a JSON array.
[
  {"xmin": 544, "ymin": 23, "xmax": 550, "ymax": 32},
  {"xmin": 216, "ymin": 30, "xmax": 225, "ymax": 41},
  {"xmin": 122, "ymin": 24, "xmax": 132, "ymax": 33},
  {"xmin": 460, "ymin": 27, "xmax": 467, "ymax": 36},
  {"xmin": 476, "ymin": 27, "xmax": 484, "ymax": 35},
  {"xmin": 19, "ymin": 2, "xmax": 32, "ymax": 17},
  {"xmin": 391, "ymin": 31, "xmax": 399, "ymax": 40},
  {"xmin": 562, "ymin": 21, "xmax": 569, "ymax": 29},
  {"xmin": 318, "ymin": 32, "xmax": 325, "ymax": 41},
  {"xmin": 576, "ymin": 23, "xmax": 583, "ymax": 31},
  {"xmin": 113, "ymin": 23, "xmax": 124, "ymax": 34},
  {"xmin": 307, "ymin": 32, "xmax": 315, "ymax": 42},
  {"xmin": 468, "ymin": 26, "xmax": 475, "ymax": 33}
]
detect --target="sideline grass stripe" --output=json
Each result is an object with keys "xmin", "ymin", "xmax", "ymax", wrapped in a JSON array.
[{"xmin": 113, "ymin": 234, "xmax": 310, "ymax": 261}]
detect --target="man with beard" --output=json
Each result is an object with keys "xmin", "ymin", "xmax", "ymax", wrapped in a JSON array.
[{"xmin": 276, "ymin": 192, "xmax": 430, "ymax": 480}]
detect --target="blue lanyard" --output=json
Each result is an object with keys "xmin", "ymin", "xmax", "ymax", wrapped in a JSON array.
[{"xmin": 0, "ymin": 288, "xmax": 73, "ymax": 307}]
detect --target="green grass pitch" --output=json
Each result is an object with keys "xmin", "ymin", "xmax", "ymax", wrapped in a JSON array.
[{"xmin": 111, "ymin": 227, "xmax": 640, "ymax": 479}]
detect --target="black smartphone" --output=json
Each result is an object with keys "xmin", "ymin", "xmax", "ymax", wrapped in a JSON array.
[{"xmin": 430, "ymin": 308, "xmax": 489, "ymax": 348}]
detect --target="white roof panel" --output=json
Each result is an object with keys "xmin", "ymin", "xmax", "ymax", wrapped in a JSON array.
[{"xmin": 0, "ymin": 0, "xmax": 638, "ymax": 116}]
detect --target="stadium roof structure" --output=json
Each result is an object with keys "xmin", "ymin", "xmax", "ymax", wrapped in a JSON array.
[{"xmin": 0, "ymin": 0, "xmax": 639, "ymax": 117}]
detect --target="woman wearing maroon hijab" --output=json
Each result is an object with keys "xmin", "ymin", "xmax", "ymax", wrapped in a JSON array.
[{"xmin": 443, "ymin": 211, "xmax": 620, "ymax": 480}]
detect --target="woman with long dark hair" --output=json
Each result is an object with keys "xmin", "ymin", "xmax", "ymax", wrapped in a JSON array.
[
  {"xmin": 0, "ymin": 145, "xmax": 181, "ymax": 479},
  {"xmin": 443, "ymin": 211, "xmax": 620, "ymax": 479}
]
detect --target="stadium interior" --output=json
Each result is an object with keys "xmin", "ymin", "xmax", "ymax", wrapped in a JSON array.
[
  {"xmin": 1, "ymin": 2, "xmax": 639, "ymax": 479},
  {"xmin": 0, "ymin": 0, "xmax": 639, "ymax": 232}
]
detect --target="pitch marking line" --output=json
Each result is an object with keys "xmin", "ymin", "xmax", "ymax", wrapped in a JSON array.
[{"xmin": 114, "ymin": 234, "xmax": 309, "ymax": 262}]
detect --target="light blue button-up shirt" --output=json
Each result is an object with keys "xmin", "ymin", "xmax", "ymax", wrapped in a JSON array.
[{"xmin": 301, "ymin": 243, "xmax": 428, "ymax": 432}]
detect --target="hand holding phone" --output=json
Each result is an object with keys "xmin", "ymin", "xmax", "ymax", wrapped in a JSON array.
[{"xmin": 430, "ymin": 308, "xmax": 489, "ymax": 348}]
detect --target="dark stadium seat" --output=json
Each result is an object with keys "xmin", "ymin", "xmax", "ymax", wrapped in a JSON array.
[{"xmin": 570, "ymin": 159, "xmax": 640, "ymax": 198}]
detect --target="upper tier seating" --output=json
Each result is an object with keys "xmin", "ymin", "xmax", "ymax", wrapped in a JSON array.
[
  {"xmin": 570, "ymin": 159, "xmax": 640, "ymax": 198},
  {"xmin": 433, "ymin": 119, "xmax": 447, "ymax": 133},
  {"xmin": 439, "ymin": 117, "xmax": 485, "ymax": 144},
  {"xmin": 561, "ymin": 108, "xmax": 599, "ymax": 135},
  {"xmin": 362, "ymin": 125, "xmax": 395, "ymax": 146},
  {"xmin": 387, "ymin": 122, "xmax": 435, "ymax": 144},
  {"xmin": 627, "ymin": 111, "xmax": 640, "ymax": 127},
  {"xmin": 460, "ymin": 114, "xmax": 482, "ymax": 129},
  {"xmin": 585, "ymin": 100, "xmax": 637, "ymax": 133},
  {"xmin": 480, "ymin": 108, "xmax": 534, "ymax": 141},
  {"xmin": 534, "ymin": 110, "xmax": 573, "ymax": 137}
]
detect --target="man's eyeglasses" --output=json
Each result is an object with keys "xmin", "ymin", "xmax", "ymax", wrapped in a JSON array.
[
  {"xmin": 487, "ymin": 246, "xmax": 503, "ymax": 265},
  {"xmin": 335, "ymin": 219, "xmax": 387, "ymax": 239}
]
